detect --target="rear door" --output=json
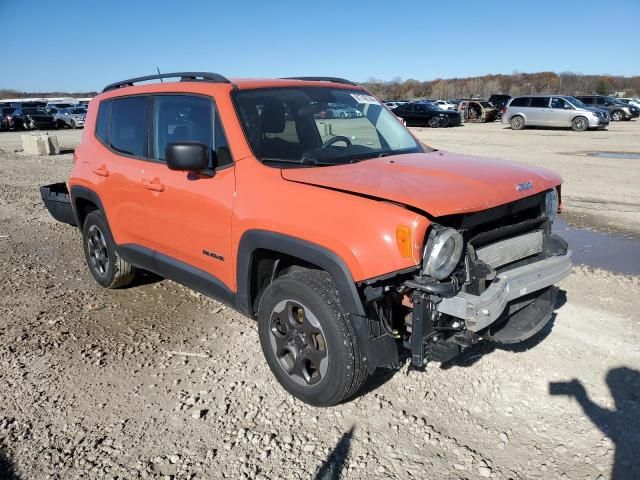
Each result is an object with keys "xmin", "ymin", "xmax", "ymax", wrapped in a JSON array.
[
  {"xmin": 90, "ymin": 97, "xmax": 151, "ymax": 250},
  {"xmin": 528, "ymin": 97, "xmax": 551, "ymax": 125},
  {"xmin": 141, "ymin": 94, "xmax": 236, "ymax": 291}
]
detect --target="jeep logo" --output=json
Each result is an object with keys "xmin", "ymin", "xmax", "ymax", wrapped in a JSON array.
[{"xmin": 516, "ymin": 181, "xmax": 533, "ymax": 192}]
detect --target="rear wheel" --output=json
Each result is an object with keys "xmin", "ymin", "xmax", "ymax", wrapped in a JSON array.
[
  {"xmin": 82, "ymin": 211, "xmax": 136, "ymax": 288},
  {"xmin": 257, "ymin": 270, "xmax": 367, "ymax": 406},
  {"xmin": 510, "ymin": 115, "xmax": 525, "ymax": 130},
  {"xmin": 611, "ymin": 110, "xmax": 624, "ymax": 121},
  {"xmin": 571, "ymin": 116, "xmax": 589, "ymax": 132}
]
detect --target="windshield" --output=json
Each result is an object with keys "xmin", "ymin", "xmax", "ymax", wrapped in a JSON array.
[
  {"xmin": 23, "ymin": 108, "xmax": 48, "ymax": 115},
  {"xmin": 233, "ymin": 87, "xmax": 422, "ymax": 167},
  {"xmin": 70, "ymin": 108, "xmax": 85, "ymax": 114},
  {"xmin": 565, "ymin": 96, "xmax": 588, "ymax": 108}
]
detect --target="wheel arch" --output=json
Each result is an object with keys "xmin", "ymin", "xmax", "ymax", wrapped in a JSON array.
[
  {"xmin": 236, "ymin": 230, "xmax": 365, "ymax": 318},
  {"xmin": 69, "ymin": 185, "xmax": 106, "ymax": 228}
]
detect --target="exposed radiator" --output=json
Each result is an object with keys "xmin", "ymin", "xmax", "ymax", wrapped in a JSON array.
[{"xmin": 475, "ymin": 229, "xmax": 544, "ymax": 269}]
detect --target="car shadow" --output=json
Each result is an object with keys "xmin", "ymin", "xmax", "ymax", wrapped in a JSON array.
[
  {"xmin": 314, "ymin": 427, "xmax": 355, "ymax": 480},
  {"xmin": 441, "ymin": 289, "xmax": 567, "ymax": 370},
  {"xmin": 549, "ymin": 367, "xmax": 640, "ymax": 479},
  {"xmin": 128, "ymin": 270, "xmax": 164, "ymax": 288},
  {"xmin": 0, "ymin": 442, "xmax": 20, "ymax": 480}
]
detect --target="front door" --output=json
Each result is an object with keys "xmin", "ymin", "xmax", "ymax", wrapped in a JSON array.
[
  {"xmin": 550, "ymin": 97, "xmax": 575, "ymax": 127},
  {"xmin": 141, "ymin": 94, "xmax": 236, "ymax": 293}
]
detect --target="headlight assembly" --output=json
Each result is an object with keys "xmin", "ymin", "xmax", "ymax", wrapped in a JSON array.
[
  {"xmin": 423, "ymin": 227, "xmax": 463, "ymax": 279},
  {"xmin": 545, "ymin": 189, "xmax": 559, "ymax": 222}
]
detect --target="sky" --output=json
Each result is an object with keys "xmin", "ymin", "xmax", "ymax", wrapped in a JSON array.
[{"xmin": 2, "ymin": 0, "xmax": 639, "ymax": 92}]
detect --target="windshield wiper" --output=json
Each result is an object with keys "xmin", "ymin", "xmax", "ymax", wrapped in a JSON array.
[{"xmin": 262, "ymin": 157, "xmax": 343, "ymax": 167}]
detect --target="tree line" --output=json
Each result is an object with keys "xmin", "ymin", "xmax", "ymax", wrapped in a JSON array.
[
  {"xmin": 362, "ymin": 72, "xmax": 640, "ymax": 100},
  {"xmin": 3, "ymin": 71, "xmax": 639, "ymax": 101}
]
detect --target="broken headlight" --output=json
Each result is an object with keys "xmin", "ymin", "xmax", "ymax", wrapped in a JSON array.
[
  {"xmin": 545, "ymin": 189, "xmax": 559, "ymax": 223},
  {"xmin": 422, "ymin": 227, "xmax": 463, "ymax": 280}
]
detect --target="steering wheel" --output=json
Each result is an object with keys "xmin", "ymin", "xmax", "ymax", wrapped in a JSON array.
[{"xmin": 321, "ymin": 136, "xmax": 352, "ymax": 149}]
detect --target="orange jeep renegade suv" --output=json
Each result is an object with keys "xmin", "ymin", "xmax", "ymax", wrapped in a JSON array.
[{"xmin": 41, "ymin": 72, "xmax": 571, "ymax": 406}]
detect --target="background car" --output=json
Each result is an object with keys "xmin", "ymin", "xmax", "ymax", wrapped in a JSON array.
[
  {"xmin": 488, "ymin": 94, "xmax": 512, "ymax": 117},
  {"xmin": 393, "ymin": 102, "xmax": 461, "ymax": 127},
  {"xmin": 0, "ymin": 107, "xmax": 17, "ymax": 130},
  {"xmin": 11, "ymin": 107, "xmax": 57, "ymax": 130},
  {"xmin": 574, "ymin": 95, "xmax": 637, "ymax": 121},
  {"xmin": 433, "ymin": 100, "xmax": 457, "ymax": 110},
  {"xmin": 457, "ymin": 100, "xmax": 498, "ymax": 122},
  {"xmin": 617, "ymin": 97, "xmax": 640, "ymax": 109},
  {"xmin": 502, "ymin": 95, "xmax": 610, "ymax": 131},
  {"xmin": 55, "ymin": 107, "xmax": 87, "ymax": 128}
]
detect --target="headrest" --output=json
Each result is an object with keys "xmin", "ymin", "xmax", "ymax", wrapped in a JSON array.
[{"xmin": 260, "ymin": 102, "xmax": 286, "ymax": 134}]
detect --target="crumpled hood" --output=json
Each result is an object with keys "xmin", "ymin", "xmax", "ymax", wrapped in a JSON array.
[{"xmin": 281, "ymin": 151, "xmax": 563, "ymax": 217}]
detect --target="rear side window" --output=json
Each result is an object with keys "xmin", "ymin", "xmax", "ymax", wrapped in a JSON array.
[
  {"xmin": 110, "ymin": 96, "xmax": 149, "ymax": 157},
  {"xmin": 530, "ymin": 97, "xmax": 550, "ymax": 108},
  {"xmin": 509, "ymin": 97, "xmax": 529, "ymax": 107},
  {"xmin": 95, "ymin": 100, "xmax": 111, "ymax": 144}
]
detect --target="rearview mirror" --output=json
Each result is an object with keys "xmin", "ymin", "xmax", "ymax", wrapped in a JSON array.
[{"xmin": 166, "ymin": 142, "xmax": 209, "ymax": 172}]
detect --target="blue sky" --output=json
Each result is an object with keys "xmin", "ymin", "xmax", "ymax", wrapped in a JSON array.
[{"xmin": 2, "ymin": 0, "xmax": 638, "ymax": 92}]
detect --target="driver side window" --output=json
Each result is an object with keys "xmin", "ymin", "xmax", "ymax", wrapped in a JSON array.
[{"xmin": 551, "ymin": 98, "xmax": 569, "ymax": 109}]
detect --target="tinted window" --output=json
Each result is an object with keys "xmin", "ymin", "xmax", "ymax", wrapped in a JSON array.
[
  {"xmin": 95, "ymin": 100, "xmax": 112, "ymax": 145},
  {"xmin": 580, "ymin": 97, "xmax": 594, "ymax": 104},
  {"xmin": 530, "ymin": 97, "xmax": 550, "ymax": 108},
  {"xmin": 509, "ymin": 97, "xmax": 529, "ymax": 107},
  {"xmin": 551, "ymin": 97, "xmax": 570, "ymax": 109},
  {"xmin": 110, "ymin": 96, "xmax": 149, "ymax": 157},
  {"xmin": 153, "ymin": 95, "xmax": 231, "ymax": 169},
  {"xmin": 414, "ymin": 105, "xmax": 425, "ymax": 112}
]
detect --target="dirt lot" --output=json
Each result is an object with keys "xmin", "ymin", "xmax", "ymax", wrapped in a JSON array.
[{"xmin": 0, "ymin": 125, "xmax": 639, "ymax": 480}]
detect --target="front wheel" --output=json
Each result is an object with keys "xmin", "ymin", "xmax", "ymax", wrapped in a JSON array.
[
  {"xmin": 428, "ymin": 116, "xmax": 441, "ymax": 128},
  {"xmin": 571, "ymin": 116, "xmax": 589, "ymax": 132},
  {"xmin": 611, "ymin": 110, "xmax": 624, "ymax": 121},
  {"xmin": 510, "ymin": 115, "xmax": 525, "ymax": 130},
  {"xmin": 257, "ymin": 270, "xmax": 368, "ymax": 406}
]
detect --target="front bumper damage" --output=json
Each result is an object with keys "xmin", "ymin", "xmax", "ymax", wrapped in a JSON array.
[{"xmin": 437, "ymin": 251, "xmax": 571, "ymax": 331}]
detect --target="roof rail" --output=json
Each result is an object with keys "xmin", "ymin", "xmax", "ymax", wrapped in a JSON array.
[
  {"xmin": 102, "ymin": 72, "xmax": 231, "ymax": 93},
  {"xmin": 281, "ymin": 76, "xmax": 358, "ymax": 86}
]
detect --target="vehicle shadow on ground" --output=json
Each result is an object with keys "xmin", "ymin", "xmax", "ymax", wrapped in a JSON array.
[
  {"xmin": 314, "ymin": 427, "xmax": 354, "ymax": 480},
  {"xmin": 0, "ymin": 443, "xmax": 20, "ymax": 480},
  {"xmin": 440, "ymin": 289, "xmax": 567, "ymax": 370},
  {"xmin": 129, "ymin": 270, "xmax": 164, "ymax": 288},
  {"xmin": 549, "ymin": 367, "xmax": 640, "ymax": 479}
]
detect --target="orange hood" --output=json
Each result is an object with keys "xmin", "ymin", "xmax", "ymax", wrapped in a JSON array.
[{"xmin": 281, "ymin": 151, "xmax": 562, "ymax": 217}]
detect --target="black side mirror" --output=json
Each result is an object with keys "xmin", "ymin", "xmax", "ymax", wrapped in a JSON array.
[{"xmin": 166, "ymin": 142, "xmax": 209, "ymax": 172}]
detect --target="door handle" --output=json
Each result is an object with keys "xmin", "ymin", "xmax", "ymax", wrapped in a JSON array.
[
  {"xmin": 142, "ymin": 179, "xmax": 165, "ymax": 192},
  {"xmin": 93, "ymin": 165, "xmax": 109, "ymax": 177}
]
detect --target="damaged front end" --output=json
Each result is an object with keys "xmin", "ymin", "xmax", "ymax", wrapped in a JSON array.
[{"xmin": 356, "ymin": 189, "xmax": 571, "ymax": 370}]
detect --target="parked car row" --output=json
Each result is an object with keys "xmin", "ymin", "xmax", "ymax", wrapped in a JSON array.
[
  {"xmin": 392, "ymin": 101, "xmax": 462, "ymax": 127},
  {"xmin": 0, "ymin": 102, "xmax": 87, "ymax": 131}
]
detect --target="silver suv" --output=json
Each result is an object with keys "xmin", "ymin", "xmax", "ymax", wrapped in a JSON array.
[{"xmin": 502, "ymin": 95, "xmax": 610, "ymax": 132}]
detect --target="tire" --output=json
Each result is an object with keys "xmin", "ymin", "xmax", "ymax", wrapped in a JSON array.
[
  {"xmin": 611, "ymin": 110, "xmax": 624, "ymax": 121},
  {"xmin": 571, "ymin": 116, "xmax": 589, "ymax": 132},
  {"xmin": 71, "ymin": 120, "xmax": 76, "ymax": 129},
  {"xmin": 510, "ymin": 115, "xmax": 525, "ymax": 130},
  {"xmin": 428, "ymin": 116, "xmax": 440, "ymax": 128},
  {"xmin": 257, "ymin": 270, "xmax": 367, "ymax": 406},
  {"xmin": 82, "ymin": 211, "xmax": 136, "ymax": 289}
]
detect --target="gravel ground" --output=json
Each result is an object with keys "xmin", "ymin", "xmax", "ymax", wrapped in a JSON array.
[{"xmin": 0, "ymin": 127, "xmax": 639, "ymax": 479}]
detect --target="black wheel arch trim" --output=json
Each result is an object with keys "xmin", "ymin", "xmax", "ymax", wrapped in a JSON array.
[
  {"xmin": 236, "ymin": 230, "xmax": 365, "ymax": 317},
  {"xmin": 69, "ymin": 185, "xmax": 107, "ymax": 228}
]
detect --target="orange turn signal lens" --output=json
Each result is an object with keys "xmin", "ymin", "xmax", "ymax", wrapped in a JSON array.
[{"xmin": 396, "ymin": 225, "xmax": 412, "ymax": 258}]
